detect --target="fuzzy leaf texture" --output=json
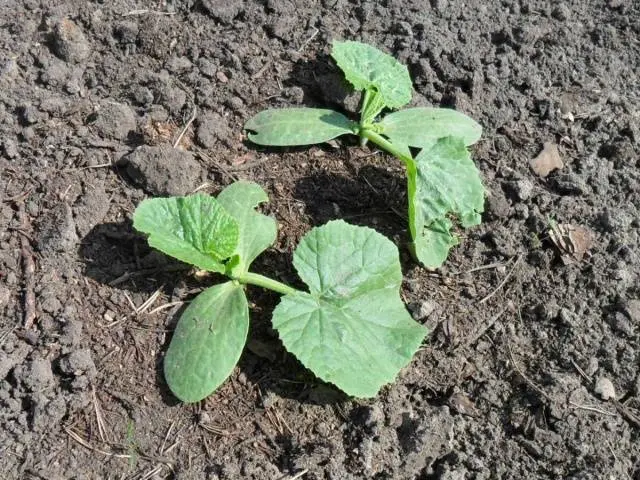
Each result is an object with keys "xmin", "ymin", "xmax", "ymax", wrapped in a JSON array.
[
  {"xmin": 331, "ymin": 40, "xmax": 412, "ymax": 110},
  {"xmin": 245, "ymin": 108, "xmax": 356, "ymax": 146},
  {"xmin": 272, "ymin": 220, "xmax": 427, "ymax": 397},
  {"xmin": 133, "ymin": 194, "xmax": 239, "ymax": 273},
  {"xmin": 216, "ymin": 181, "xmax": 277, "ymax": 276},
  {"xmin": 380, "ymin": 107, "xmax": 482, "ymax": 149},
  {"xmin": 164, "ymin": 282, "xmax": 249, "ymax": 402},
  {"xmin": 410, "ymin": 137, "xmax": 484, "ymax": 268}
]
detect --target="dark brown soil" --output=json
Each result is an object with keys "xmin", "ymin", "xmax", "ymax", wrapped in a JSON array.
[{"xmin": 1, "ymin": 1, "xmax": 640, "ymax": 478}]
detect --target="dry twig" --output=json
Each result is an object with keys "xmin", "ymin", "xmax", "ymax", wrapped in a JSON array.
[
  {"xmin": 508, "ymin": 344, "xmax": 556, "ymax": 405},
  {"xmin": 173, "ymin": 105, "xmax": 197, "ymax": 149},
  {"xmin": 279, "ymin": 469, "xmax": 309, "ymax": 480},
  {"xmin": 17, "ymin": 205, "xmax": 36, "ymax": 329},
  {"xmin": 479, "ymin": 255, "xmax": 521, "ymax": 305}
]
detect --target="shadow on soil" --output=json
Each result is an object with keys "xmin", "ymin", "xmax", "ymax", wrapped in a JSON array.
[{"xmin": 293, "ymin": 163, "xmax": 408, "ymax": 238}]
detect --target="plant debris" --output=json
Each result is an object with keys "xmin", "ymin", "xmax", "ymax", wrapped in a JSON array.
[
  {"xmin": 548, "ymin": 222, "xmax": 594, "ymax": 264},
  {"xmin": 531, "ymin": 142, "xmax": 564, "ymax": 177}
]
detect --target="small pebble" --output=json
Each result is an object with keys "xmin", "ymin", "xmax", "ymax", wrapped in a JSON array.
[
  {"xmin": 90, "ymin": 102, "xmax": 136, "ymax": 140},
  {"xmin": 409, "ymin": 300, "xmax": 438, "ymax": 321},
  {"xmin": 594, "ymin": 377, "xmax": 616, "ymax": 400},
  {"xmin": 551, "ymin": 4, "xmax": 570, "ymax": 20},
  {"xmin": 515, "ymin": 179, "xmax": 534, "ymax": 201},
  {"xmin": 0, "ymin": 285, "xmax": 10, "ymax": 307},
  {"xmin": 51, "ymin": 18, "xmax": 91, "ymax": 63},
  {"xmin": 2, "ymin": 139, "xmax": 18, "ymax": 158}
]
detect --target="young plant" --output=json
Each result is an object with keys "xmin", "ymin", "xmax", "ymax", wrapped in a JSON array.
[
  {"xmin": 244, "ymin": 40, "xmax": 484, "ymax": 268},
  {"xmin": 133, "ymin": 181, "xmax": 427, "ymax": 402}
]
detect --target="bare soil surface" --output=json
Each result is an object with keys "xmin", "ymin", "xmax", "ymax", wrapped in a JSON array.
[{"xmin": 1, "ymin": 1, "xmax": 640, "ymax": 478}]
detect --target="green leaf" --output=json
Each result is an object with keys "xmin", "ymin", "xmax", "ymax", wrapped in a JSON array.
[
  {"xmin": 164, "ymin": 282, "xmax": 249, "ymax": 403},
  {"xmin": 272, "ymin": 220, "xmax": 427, "ymax": 398},
  {"xmin": 331, "ymin": 40, "xmax": 412, "ymax": 110},
  {"xmin": 245, "ymin": 108, "xmax": 357, "ymax": 146},
  {"xmin": 409, "ymin": 137, "xmax": 484, "ymax": 268},
  {"xmin": 133, "ymin": 194, "xmax": 239, "ymax": 273},
  {"xmin": 411, "ymin": 218, "xmax": 458, "ymax": 269},
  {"xmin": 380, "ymin": 107, "xmax": 482, "ymax": 148},
  {"xmin": 217, "ymin": 181, "xmax": 277, "ymax": 276}
]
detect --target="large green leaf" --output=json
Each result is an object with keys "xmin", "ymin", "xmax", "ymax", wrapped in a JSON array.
[
  {"xmin": 217, "ymin": 181, "xmax": 277, "ymax": 276},
  {"xmin": 164, "ymin": 282, "xmax": 249, "ymax": 403},
  {"xmin": 409, "ymin": 137, "xmax": 484, "ymax": 268},
  {"xmin": 331, "ymin": 40, "xmax": 412, "ymax": 110},
  {"xmin": 272, "ymin": 220, "xmax": 427, "ymax": 398},
  {"xmin": 133, "ymin": 194, "xmax": 239, "ymax": 273},
  {"xmin": 245, "ymin": 108, "xmax": 356, "ymax": 146},
  {"xmin": 380, "ymin": 107, "xmax": 482, "ymax": 148}
]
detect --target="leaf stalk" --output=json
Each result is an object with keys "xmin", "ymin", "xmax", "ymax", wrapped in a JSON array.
[
  {"xmin": 359, "ymin": 128, "xmax": 411, "ymax": 166},
  {"xmin": 237, "ymin": 272, "xmax": 300, "ymax": 296}
]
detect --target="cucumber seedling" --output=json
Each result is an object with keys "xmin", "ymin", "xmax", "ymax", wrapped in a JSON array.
[
  {"xmin": 245, "ymin": 40, "xmax": 485, "ymax": 268},
  {"xmin": 133, "ymin": 181, "xmax": 426, "ymax": 402}
]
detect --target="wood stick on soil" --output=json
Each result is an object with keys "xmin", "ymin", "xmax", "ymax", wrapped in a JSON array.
[
  {"xmin": 460, "ymin": 306, "xmax": 508, "ymax": 350},
  {"xmin": 612, "ymin": 399, "xmax": 640, "ymax": 429},
  {"xmin": 508, "ymin": 344, "xmax": 555, "ymax": 405},
  {"xmin": 173, "ymin": 105, "xmax": 197, "ymax": 149},
  {"xmin": 279, "ymin": 469, "xmax": 309, "ymax": 480},
  {"xmin": 17, "ymin": 205, "xmax": 36, "ymax": 329},
  {"xmin": 92, "ymin": 387, "xmax": 109, "ymax": 443},
  {"xmin": 479, "ymin": 255, "xmax": 521, "ymax": 305},
  {"xmin": 568, "ymin": 401, "xmax": 616, "ymax": 416}
]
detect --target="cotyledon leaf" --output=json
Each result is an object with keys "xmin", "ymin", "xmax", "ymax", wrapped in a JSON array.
[
  {"xmin": 216, "ymin": 181, "xmax": 277, "ymax": 276},
  {"xmin": 409, "ymin": 137, "xmax": 484, "ymax": 268},
  {"xmin": 380, "ymin": 107, "xmax": 482, "ymax": 149},
  {"xmin": 133, "ymin": 194, "xmax": 239, "ymax": 273},
  {"xmin": 272, "ymin": 220, "xmax": 427, "ymax": 398},
  {"xmin": 245, "ymin": 108, "xmax": 357, "ymax": 146},
  {"xmin": 331, "ymin": 40, "xmax": 412, "ymax": 110},
  {"xmin": 164, "ymin": 282, "xmax": 249, "ymax": 403}
]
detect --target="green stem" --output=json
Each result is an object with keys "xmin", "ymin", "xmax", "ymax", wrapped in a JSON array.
[
  {"xmin": 360, "ymin": 89, "xmax": 371, "ymax": 125},
  {"xmin": 237, "ymin": 272, "xmax": 299, "ymax": 296},
  {"xmin": 360, "ymin": 127, "xmax": 419, "ymax": 241},
  {"xmin": 359, "ymin": 128, "xmax": 411, "ymax": 167}
]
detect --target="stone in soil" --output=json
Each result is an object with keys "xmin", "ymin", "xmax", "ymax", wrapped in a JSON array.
[
  {"xmin": 36, "ymin": 203, "xmax": 78, "ymax": 254},
  {"xmin": 196, "ymin": 111, "xmax": 231, "ymax": 148},
  {"xmin": 14, "ymin": 357, "xmax": 55, "ymax": 392},
  {"xmin": 125, "ymin": 144, "xmax": 203, "ymax": 196},
  {"xmin": 200, "ymin": 0, "xmax": 244, "ymax": 23},
  {"xmin": 50, "ymin": 18, "xmax": 91, "ymax": 63},
  {"xmin": 594, "ymin": 377, "xmax": 616, "ymax": 400},
  {"xmin": 89, "ymin": 102, "xmax": 137, "ymax": 141},
  {"xmin": 2, "ymin": 138, "xmax": 18, "ymax": 159},
  {"xmin": 59, "ymin": 349, "xmax": 97, "ymax": 380}
]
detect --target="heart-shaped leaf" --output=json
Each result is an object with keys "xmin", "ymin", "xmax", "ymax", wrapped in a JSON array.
[
  {"xmin": 408, "ymin": 137, "xmax": 484, "ymax": 268},
  {"xmin": 331, "ymin": 40, "xmax": 412, "ymax": 110},
  {"xmin": 272, "ymin": 220, "xmax": 427, "ymax": 397}
]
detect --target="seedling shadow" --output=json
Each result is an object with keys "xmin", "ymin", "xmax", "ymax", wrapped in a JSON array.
[
  {"xmin": 293, "ymin": 164, "xmax": 407, "ymax": 240},
  {"xmin": 79, "ymin": 221, "xmax": 187, "ymax": 294}
]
